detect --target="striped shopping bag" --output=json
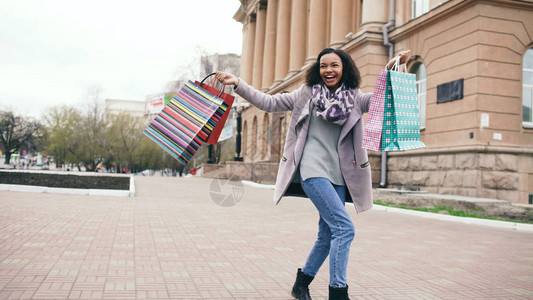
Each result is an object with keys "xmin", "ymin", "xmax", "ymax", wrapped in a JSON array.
[{"xmin": 143, "ymin": 75, "xmax": 229, "ymax": 165}]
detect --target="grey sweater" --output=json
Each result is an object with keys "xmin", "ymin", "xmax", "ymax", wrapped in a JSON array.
[{"xmin": 299, "ymin": 106, "xmax": 345, "ymax": 186}]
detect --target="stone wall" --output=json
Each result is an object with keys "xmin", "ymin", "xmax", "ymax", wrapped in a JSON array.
[
  {"xmin": 204, "ymin": 148, "xmax": 532, "ymax": 204},
  {"xmin": 200, "ymin": 164, "xmax": 227, "ymax": 179},
  {"xmin": 202, "ymin": 161, "xmax": 279, "ymax": 184},
  {"xmin": 387, "ymin": 148, "xmax": 532, "ymax": 204},
  {"xmin": 368, "ymin": 152, "xmax": 382, "ymax": 186}
]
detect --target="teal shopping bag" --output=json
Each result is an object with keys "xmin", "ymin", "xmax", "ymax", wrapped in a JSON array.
[{"xmin": 381, "ymin": 68, "xmax": 425, "ymax": 151}]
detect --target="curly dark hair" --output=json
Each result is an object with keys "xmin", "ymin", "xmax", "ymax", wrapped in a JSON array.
[{"xmin": 305, "ymin": 48, "xmax": 361, "ymax": 89}]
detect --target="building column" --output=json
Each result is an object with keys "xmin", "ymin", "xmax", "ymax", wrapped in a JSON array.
[
  {"xmin": 252, "ymin": 2, "xmax": 267, "ymax": 89},
  {"xmin": 307, "ymin": 0, "xmax": 328, "ymax": 63},
  {"xmin": 274, "ymin": 0, "xmax": 291, "ymax": 83},
  {"xmin": 262, "ymin": 0, "xmax": 278, "ymax": 90},
  {"xmin": 241, "ymin": 16, "xmax": 256, "ymax": 83},
  {"xmin": 361, "ymin": 0, "xmax": 388, "ymax": 31},
  {"xmin": 330, "ymin": 0, "xmax": 352, "ymax": 48},
  {"xmin": 289, "ymin": 0, "xmax": 307, "ymax": 74}
]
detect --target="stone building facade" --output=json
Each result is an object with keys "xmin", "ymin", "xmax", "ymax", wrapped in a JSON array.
[{"xmin": 230, "ymin": 0, "xmax": 533, "ymax": 204}]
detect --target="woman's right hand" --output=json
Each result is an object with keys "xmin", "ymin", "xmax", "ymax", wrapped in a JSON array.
[
  {"xmin": 215, "ymin": 71, "xmax": 239, "ymax": 87},
  {"xmin": 386, "ymin": 50, "xmax": 411, "ymax": 70}
]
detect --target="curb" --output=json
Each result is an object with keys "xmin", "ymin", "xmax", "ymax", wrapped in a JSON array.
[
  {"xmin": 0, "ymin": 176, "xmax": 136, "ymax": 198},
  {"xmin": 129, "ymin": 176, "xmax": 136, "ymax": 197},
  {"xmin": 241, "ymin": 180, "xmax": 533, "ymax": 232},
  {"xmin": 372, "ymin": 204, "xmax": 533, "ymax": 232},
  {"xmin": 241, "ymin": 180, "xmax": 275, "ymax": 189}
]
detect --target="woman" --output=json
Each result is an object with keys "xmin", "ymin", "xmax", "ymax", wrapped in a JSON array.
[{"xmin": 216, "ymin": 48, "xmax": 410, "ymax": 300}]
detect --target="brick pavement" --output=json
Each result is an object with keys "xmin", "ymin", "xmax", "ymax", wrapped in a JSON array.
[{"xmin": 0, "ymin": 176, "xmax": 532, "ymax": 299}]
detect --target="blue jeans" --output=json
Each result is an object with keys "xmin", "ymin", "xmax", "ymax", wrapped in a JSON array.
[{"xmin": 300, "ymin": 177, "xmax": 355, "ymax": 288}]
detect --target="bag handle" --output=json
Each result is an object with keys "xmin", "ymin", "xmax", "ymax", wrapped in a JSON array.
[
  {"xmin": 387, "ymin": 57, "xmax": 407, "ymax": 73},
  {"xmin": 200, "ymin": 72, "xmax": 225, "ymax": 98}
]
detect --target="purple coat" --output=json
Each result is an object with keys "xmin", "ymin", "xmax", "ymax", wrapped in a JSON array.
[{"xmin": 235, "ymin": 80, "xmax": 373, "ymax": 213}]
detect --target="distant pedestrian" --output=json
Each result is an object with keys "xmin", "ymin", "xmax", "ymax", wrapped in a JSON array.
[{"xmin": 216, "ymin": 48, "xmax": 410, "ymax": 300}]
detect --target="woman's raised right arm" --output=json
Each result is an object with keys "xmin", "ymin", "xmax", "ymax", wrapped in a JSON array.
[{"xmin": 216, "ymin": 71, "xmax": 298, "ymax": 112}]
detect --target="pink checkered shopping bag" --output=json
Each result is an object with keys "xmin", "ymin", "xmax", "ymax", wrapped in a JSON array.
[{"xmin": 362, "ymin": 69, "xmax": 388, "ymax": 151}]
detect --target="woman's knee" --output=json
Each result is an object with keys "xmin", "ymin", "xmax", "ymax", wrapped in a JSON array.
[
  {"xmin": 345, "ymin": 222, "xmax": 355, "ymax": 241},
  {"xmin": 336, "ymin": 220, "xmax": 355, "ymax": 242}
]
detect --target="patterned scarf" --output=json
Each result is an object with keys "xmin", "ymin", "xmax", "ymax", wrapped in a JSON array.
[{"xmin": 311, "ymin": 83, "xmax": 355, "ymax": 125}]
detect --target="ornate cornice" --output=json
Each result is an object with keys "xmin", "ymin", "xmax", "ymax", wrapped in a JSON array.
[
  {"xmin": 233, "ymin": 0, "xmax": 264, "ymax": 24},
  {"xmin": 389, "ymin": 0, "xmax": 533, "ymax": 42},
  {"xmin": 233, "ymin": 2, "xmax": 247, "ymax": 24},
  {"xmin": 342, "ymin": 28, "xmax": 386, "ymax": 52}
]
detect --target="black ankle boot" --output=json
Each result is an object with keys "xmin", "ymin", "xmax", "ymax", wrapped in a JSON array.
[
  {"xmin": 291, "ymin": 268, "xmax": 314, "ymax": 300},
  {"xmin": 329, "ymin": 285, "xmax": 350, "ymax": 300}
]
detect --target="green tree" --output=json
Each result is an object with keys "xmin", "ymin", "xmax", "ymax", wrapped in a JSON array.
[
  {"xmin": 43, "ymin": 105, "xmax": 82, "ymax": 168},
  {"xmin": 135, "ymin": 137, "xmax": 165, "ymax": 171},
  {"xmin": 0, "ymin": 110, "xmax": 42, "ymax": 164},
  {"xmin": 106, "ymin": 112, "xmax": 145, "ymax": 172}
]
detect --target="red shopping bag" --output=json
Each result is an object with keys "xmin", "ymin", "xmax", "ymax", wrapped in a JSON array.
[{"xmin": 195, "ymin": 73, "xmax": 235, "ymax": 145}]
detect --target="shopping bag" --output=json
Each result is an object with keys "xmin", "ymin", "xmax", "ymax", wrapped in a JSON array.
[
  {"xmin": 195, "ymin": 73, "xmax": 235, "ymax": 145},
  {"xmin": 362, "ymin": 69, "xmax": 388, "ymax": 151},
  {"xmin": 380, "ymin": 64, "xmax": 425, "ymax": 151},
  {"xmin": 143, "ymin": 76, "xmax": 229, "ymax": 165}
]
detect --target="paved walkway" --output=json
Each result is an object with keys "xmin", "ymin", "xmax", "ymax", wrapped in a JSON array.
[{"xmin": 0, "ymin": 176, "xmax": 532, "ymax": 299}]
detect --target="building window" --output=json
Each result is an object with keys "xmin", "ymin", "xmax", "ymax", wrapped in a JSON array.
[
  {"xmin": 263, "ymin": 113, "xmax": 270, "ymax": 159},
  {"xmin": 412, "ymin": 62, "xmax": 427, "ymax": 129},
  {"xmin": 242, "ymin": 122, "xmax": 247, "ymax": 157},
  {"xmin": 280, "ymin": 115, "xmax": 286, "ymax": 156},
  {"xmin": 412, "ymin": 0, "xmax": 429, "ymax": 19},
  {"xmin": 523, "ymin": 48, "xmax": 533, "ymax": 128},
  {"xmin": 252, "ymin": 117, "xmax": 258, "ymax": 159}
]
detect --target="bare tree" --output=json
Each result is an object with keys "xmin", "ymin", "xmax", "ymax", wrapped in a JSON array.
[
  {"xmin": 66, "ymin": 86, "xmax": 108, "ymax": 171},
  {"xmin": 0, "ymin": 110, "xmax": 42, "ymax": 164}
]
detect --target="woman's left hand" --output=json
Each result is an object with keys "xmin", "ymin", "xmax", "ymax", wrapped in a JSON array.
[{"xmin": 386, "ymin": 50, "xmax": 411, "ymax": 70}]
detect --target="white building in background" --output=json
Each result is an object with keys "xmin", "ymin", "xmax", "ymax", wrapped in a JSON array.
[{"xmin": 105, "ymin": 99, "xmax": 145, "ymax": 117}]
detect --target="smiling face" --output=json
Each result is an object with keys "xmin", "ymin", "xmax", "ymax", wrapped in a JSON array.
[{"xmin": 319, "ymin": 52, "xmax": 343, "ymax": 92}]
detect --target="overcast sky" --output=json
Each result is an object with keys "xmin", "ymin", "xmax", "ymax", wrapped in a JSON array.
[{"xmin": 0, "ymin": 0, "xmax": 243, "ymax": 119}]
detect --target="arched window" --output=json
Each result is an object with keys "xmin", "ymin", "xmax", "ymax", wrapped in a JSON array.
[
  {"xmin": 252, "ymin": 117, "xmax": 258, "ymax": 160},
  {"xmin": 523, "ymin": 48, "xmax": 533, "ymax": 128},
  {"xmin": 411, "ymin": 62, "xmax": 427, "ymax": 129},
  {"xmin": 412, "ymin": 0, "xmax": 429, "ymax": 19},
  {"xmin": 280, "ymin": 115, "xmax": 287, "ymax": 156},
  {"xmin": 242, "ymin": 121, "xmax": 247, "ymax": 158},
  {"xmin": 262, "ymin": 113, "xmax": 270, "ymax": 159}
]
